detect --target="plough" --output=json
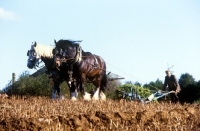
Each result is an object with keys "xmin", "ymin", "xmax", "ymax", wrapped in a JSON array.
[
  {"xmin": 144, "ymin": 90, "xmax": 175, "ymax": 104},
  {"xmin": 117, "ymin": 87, "xmax": 175, "ymax": 104}
]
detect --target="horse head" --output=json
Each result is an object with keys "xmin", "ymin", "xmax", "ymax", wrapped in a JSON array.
[
  {"xmin": 27, "ymin": 42, "xmax": 54, "ymax": 69},
  {"xmin": 52, "ymin": 47, "xmax": 64, "ymax": 68},
  {"xmin": 27, "ymin": 42, "xmax": 40, "ymax": 69},
  {"xmin": 53, "ymin": 39, "xmax": 82, "ymax": 67}
]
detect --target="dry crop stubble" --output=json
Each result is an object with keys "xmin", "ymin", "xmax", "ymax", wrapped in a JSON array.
[{"xmin": 0, "ymin": 96, "xmax": 199, "ymax": 130}]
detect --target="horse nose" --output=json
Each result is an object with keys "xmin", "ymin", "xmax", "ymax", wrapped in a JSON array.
[
  {"xmin": 27, "ymin": 62, "xmax": 34, "ymax": 69},
  {"xmin": 56, "ymin": 62, "xmax": 60, "ymax": 67}
]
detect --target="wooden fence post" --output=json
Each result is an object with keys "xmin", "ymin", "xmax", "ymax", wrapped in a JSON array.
[{"xmin": 12, "ymin": 73, "xmax": 16, "ymax": 85}]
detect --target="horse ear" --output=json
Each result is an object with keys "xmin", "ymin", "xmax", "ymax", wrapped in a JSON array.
[
  {"xmin": 34, "ymin": 42, "xmax": 37, "ymax": 47},
  {"xmin": 54, "ymin": 39, "xmax": 57, "ymax": 44}
]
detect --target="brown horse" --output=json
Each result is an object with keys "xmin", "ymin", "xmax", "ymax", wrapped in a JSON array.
[{"xmin": 53, "ymin": 39, "xmax": 108, "ymax": 100}]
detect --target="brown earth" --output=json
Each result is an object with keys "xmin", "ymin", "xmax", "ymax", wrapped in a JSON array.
[{"xmin": 0, "ymin": 96, "xmax": 200, "ymax": 131}]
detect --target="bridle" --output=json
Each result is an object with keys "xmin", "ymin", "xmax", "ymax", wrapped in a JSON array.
[
  {"xmin": 27, "ymin": 49, "xmax": 45, "ymax": 70},
  {"xmin": 53, "ymin": 43, "xmax": 82, "ymax": 67}
]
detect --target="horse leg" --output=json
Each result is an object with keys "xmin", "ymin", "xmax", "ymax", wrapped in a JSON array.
[
  {"xmin": 91, "ymin": 87, "xmax": 106, "ymax": 101},
  {"xmin": 93, "ymin": 75, "xmax": 107, "ymax": 101},
  {"xmin": 99, "ymin": 73, "xmax": 107, "ymax": 100},
  {"xmin": 92, "ymin": 87, "xmax": 100, "ymax": 100},
  {"xmin": 57, "ymin": 86, "xmax": 62, "ymax": 100},
  {"xmin": 67, "ymin": 81, "xmax": 77, "ymax": 101},
  {"xmin": 99, "ymin": 85, "xmax": 106, "ymax": 101},
  {"xmin": 52, "ymin": 87, "xmax": 57, "ymax": 100},
  {"xmin": 74, "ymin": 80, "xmax": 79, "ymax": 98},
  {"xmin": 80, "ymin": 74, "xmax": 91, "ymax": 100},
  {"xmin": 92, "ymin": 78, "xmax": 102, "ymax": 100}
]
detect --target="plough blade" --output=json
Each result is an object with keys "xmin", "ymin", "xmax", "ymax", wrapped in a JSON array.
[{"xmin": 145, "ymin": 90, "xmax": 175, "ymax": 104}]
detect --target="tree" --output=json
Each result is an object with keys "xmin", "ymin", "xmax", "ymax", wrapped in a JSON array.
[
  {"xmin": 143, "ymin": 79, "xmax": 163, "ymax": 90},
  {"xmin": 179, "ymin": 73, "xmax": 196, "ymax": 88},
  {"xmin": 178, "ymin": 73, "xmax": 200, "ymax": 103},
  {"xmin": 134, "ymin": 81, "xmax": 142, "ymax": 87}
]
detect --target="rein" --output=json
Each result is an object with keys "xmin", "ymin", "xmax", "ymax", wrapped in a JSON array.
[
  {"xmin": 56, "ymin": 56, "xmax": 99, "ymax": 62},
  {"xmin": 56, "ymin": 56, "xmax": 106, "ymax": 71},
  {"xmin": 34, "ymin": 59, "xmax": 45, "ymax": 70}
]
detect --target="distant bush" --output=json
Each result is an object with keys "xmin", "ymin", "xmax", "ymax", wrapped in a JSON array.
[
  {"xmin": 3, "ymin": 71, "xmax": 70, "ymax": 98},
  {"xmin": 115, "ymin": 83, "xmax": 151, "ymax": 100}
]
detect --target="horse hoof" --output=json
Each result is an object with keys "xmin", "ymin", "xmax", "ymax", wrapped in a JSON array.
[
  {"xmin": 92, "ymin": 88, "xmax": 100, "ymax": 100},
  {"xmin": 100, "ymin": 91, "xmax": 106, "ymax": 101},
  {"xmin": 92, "ymin": 97, "xmax": 99, "ymax": 101},
  {"xmin": 83, "ymin": 92, "xmax": 91, "ymax": 101},
  {"xmin": 71, "ymin": 97, "xmax": 77, "ymax": 101}
]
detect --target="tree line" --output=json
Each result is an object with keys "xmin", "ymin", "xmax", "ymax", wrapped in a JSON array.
[{"xmin": 1, "ymin": 71, "xmax": 200, "ymax": 103}]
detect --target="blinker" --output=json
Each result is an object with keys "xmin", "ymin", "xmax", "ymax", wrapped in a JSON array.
[
  {"xmin": 54, "ymin": 48, "xmax": 62, "ymax": 55},
  {"xmin": 56, "ymin": 49, "xmax": 59, "ymax": 55},
  {"xmin": 52, "ymin": 48, "xmax": 59, "ymax": 55},
  {"xmin": 27, "ymin": 50, "xmax": 37, "ymax": 56},
  {"xmin": 60, "ymin": 48, "xmax": 63, "ymax": 55}
]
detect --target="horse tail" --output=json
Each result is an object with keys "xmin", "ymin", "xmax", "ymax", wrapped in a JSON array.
[{"xmin": 101, "ymin": 73, "xmax": 108, "ymax": 91}]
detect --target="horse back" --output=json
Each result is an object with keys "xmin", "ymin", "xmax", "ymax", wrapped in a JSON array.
[{"xmin": 79, "ymin": 52, "xmax": 106, "ymax": 78}]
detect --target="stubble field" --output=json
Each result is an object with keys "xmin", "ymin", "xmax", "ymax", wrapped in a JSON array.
[{"xmin": 0, "ymin": 96, "xmax": 199, "ymax": 131}]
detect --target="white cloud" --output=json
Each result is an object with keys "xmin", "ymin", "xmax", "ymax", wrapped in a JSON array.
[{"xmin": 0, "ymin": 8, "xmax": 18, "ymax": 20}]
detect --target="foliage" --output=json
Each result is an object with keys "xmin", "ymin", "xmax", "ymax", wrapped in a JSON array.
[
  {"xmin": 134, "ymin": 81, "xmax": 142, "ymax": 87},
  {"xmin": 115, "ymin": 83, "xmax": 151, "ymax": 100},
  {"xmin": 18, "ymin": 70, "xmax": 30, "ymax": 79},
  {"xmin": 143, "ymin": 79, "xmax": 163, "ymax": 90},
  {"xmin": 59, "ymin": 81, "xmax": 70, "ymax": 98},
  {"xmin": 3, "ymin": 71, "xmax": 70, "ymax": 98},
  {"xmin": 179, "ymin": 73, "xmax": 196, "ymax": 88},
  {"xmin": 177, "ymin": 73, "xmax": 200, "ymax": 103},
  {"xmin": 2, "ymin": 71, "xmax": 200, "ymax": 104},
  {"xmin": 178, "ymin": 84, "xmax": 200, "ymax": 104},
  {"xmin": 124, "ymin": 81, "xmax": 142, "ymax": 87},
  {"xmin": 105, "ymin": 79, "xmax": 122, "ymax": 99}
]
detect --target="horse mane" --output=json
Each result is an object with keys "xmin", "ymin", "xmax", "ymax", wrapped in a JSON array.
[{"xmin": 33, "ymin": 43, "xmax": 54, "ymax": 58}]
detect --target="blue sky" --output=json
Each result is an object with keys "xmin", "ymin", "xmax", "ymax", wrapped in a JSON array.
[{"xmin": 0, "ymin": 0, "xmax": 200, "ymax": 90}]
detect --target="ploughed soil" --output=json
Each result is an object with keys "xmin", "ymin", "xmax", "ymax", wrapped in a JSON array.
[{"xmin": 0, "ymin": 96, "xmax": 200, "ymax": 131}]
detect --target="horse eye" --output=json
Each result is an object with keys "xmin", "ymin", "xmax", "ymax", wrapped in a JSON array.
[
  {"xmin": 56, "ymin": 50, "xmax": 59, "ymax": 54},
  {"xmin": 33, "ymin": 52, "xmax": 36, "ymax": 56}
]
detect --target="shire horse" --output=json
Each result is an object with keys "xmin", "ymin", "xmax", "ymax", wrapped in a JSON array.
[
  {"xmin": 27, "ymin": 42, "xmax": 78, "ymax": 100},
  {"xmin": 53, "ymin": 39, "xmax": 108, "ymax": 100}
]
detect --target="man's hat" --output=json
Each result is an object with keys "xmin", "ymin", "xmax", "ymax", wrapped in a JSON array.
[{"xmin": 165, "ymin": 69, "xmax": 171, "ymax": 73}]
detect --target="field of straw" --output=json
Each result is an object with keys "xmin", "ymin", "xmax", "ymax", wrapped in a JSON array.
[{"xmin": 0, "ymin": 96, "xmax": 200, "ymax": 131}]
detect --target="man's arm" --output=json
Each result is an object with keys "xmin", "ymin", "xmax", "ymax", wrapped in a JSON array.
[
  {"xmin": 173, "ymin": 75, "xmax": 181, "ymax": 93},
  {"xmin": 173, "ymin": 75, "xmax": 179, "ymax": 87}
]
